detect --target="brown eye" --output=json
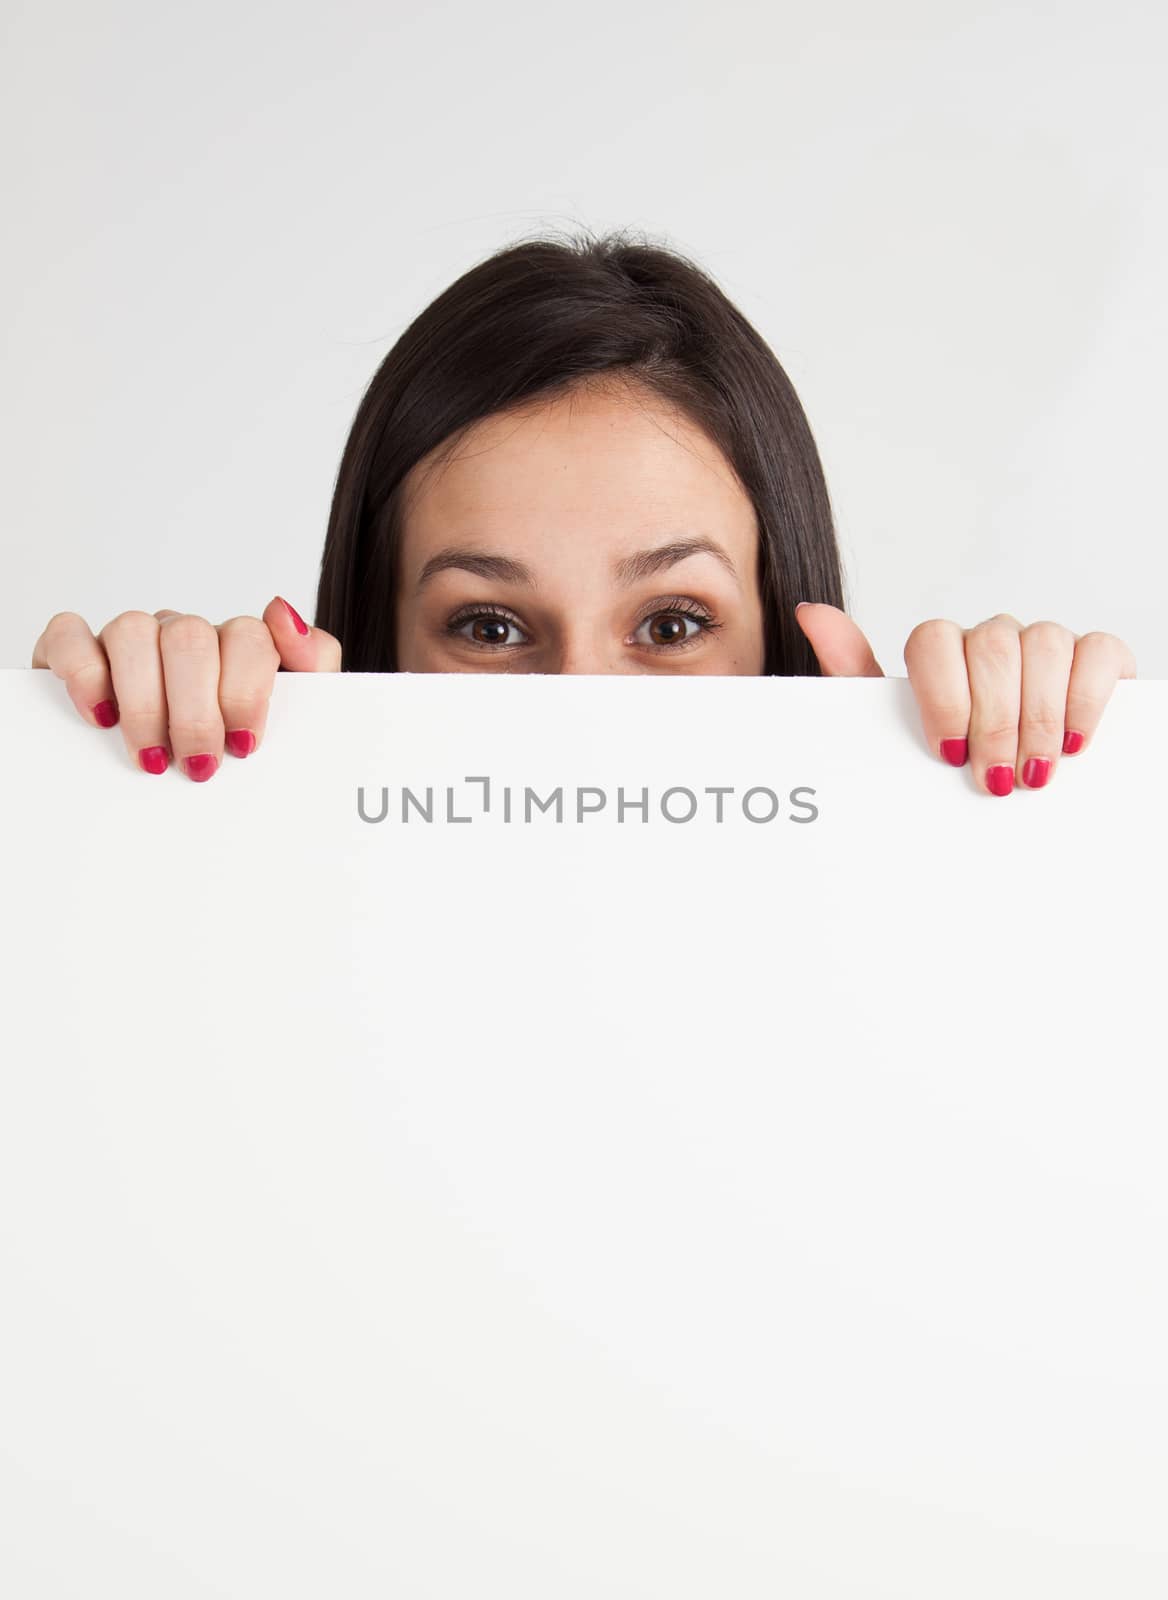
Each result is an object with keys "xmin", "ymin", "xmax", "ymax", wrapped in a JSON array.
[
  {"xmin": 470, "ymin": 617, "xmax": 511, "ymax": 645},
  {"xmin": 647, "ymin": 615, "xmax": 689, "ymax": 645},
  {"xmin": 633, "ymin": 610, "xmax": 713, "ymax": 650},
  {"xmin": 445, "ymin": 606, "xmax": 529, "ymax": 648}
]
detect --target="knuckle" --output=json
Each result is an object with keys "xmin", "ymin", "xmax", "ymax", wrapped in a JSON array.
[
  {"xmin": 161, "ymin": 614, "xmax": 218, "ymax": 654},
  {"xmin": 167, "ymin": 715, "xmax": 223, "ymax": 744},
  {"xmin": 972, "ymin": 719, "xmax": 1020, "ymax": 744},
  {"xmin": 101, "ymin": 609, "xmax": 160, "ymax": 644},
  {"xmin": 1022, "ymin": 620, "xmax": 1074, "ymax": 655},
  {"xmin": 219, "ymin": 615, "xmax": 278, "ymax": 651},
  {"xmin": 44, "ymin": 610, "xmax": 87, "ymax": 634},
  {"xmin": 928, "ymin": 703, "xmax": 970, "ymax": 730},
  {"xmin": 903, "ymin": 618, "xmax": 955, "ymax": 653},
  {"xmin": 218, "ymin": 689, "xmax": 271, "ymax": 719},
  {"xmin": 1077, "ymin": 629, "xmax": 1120, "ymax": 654},
  {"xmin": 66, "ymin": 660, "xmax": 108, "ymax": 687},
  {"xmin": 1022, "ymin": 704, "xmax": 1066, "ymax": 739},
  {"xmin": 967, "ymin": 624, "xmax": 1019, "ymax": 670},
  {"xmin": 1065, "ymin": 685, "xmax": 1103, "ymax": 713},
  {"xmin": 114, "ymin": 698, "xmax": 164, "ymax": 724}
]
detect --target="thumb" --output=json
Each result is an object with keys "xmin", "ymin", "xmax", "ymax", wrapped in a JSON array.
[
  {"xmin": 794, "ymin": 602, "xmax": 884, "ymax": 678},
  {"xmin": 264, "ymin": 595, "xmax": 343, "ymax": 671}
]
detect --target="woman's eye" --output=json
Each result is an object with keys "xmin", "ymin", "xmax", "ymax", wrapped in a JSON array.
[
  {"xmin": 447, "ymin": 609, "xmax": 528, "ymax": 648},
  {"xmin": 444, "ymin": 601, "xmax": 720, "ymax": 652},
  {"xmin": 633, "ymin": 610, "xmax": 713, "ymax": 649}
]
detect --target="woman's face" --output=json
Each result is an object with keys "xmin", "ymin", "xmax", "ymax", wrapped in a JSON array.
[{"xmin": 393, "ymin": 381, "xmax": 767, "ymax": 674}]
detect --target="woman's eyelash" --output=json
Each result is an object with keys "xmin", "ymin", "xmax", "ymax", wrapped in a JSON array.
[
  {"xmin": 443, "ymin": 602, "xmax": 525, "ymax": 644},
  {"xmin": 634, "ymin": 597, "xmax": 724, "ymax": 651},
  {"xmin": 443, "ymin": 597, "xmax": 724, "ymax": 650},
  {"xmin": 643, "ymin": 596, "xmax": 723, "ymax": 630}
]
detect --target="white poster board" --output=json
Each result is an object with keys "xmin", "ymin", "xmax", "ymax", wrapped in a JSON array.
[{"xmin": 2, "ymin": 668, "xmax": 1166, "ymax": 1597}]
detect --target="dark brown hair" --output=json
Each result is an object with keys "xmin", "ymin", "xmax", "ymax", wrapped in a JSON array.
[{"xmin": 315, "ymin": 226, "xmax": 845, "ymax": 674}]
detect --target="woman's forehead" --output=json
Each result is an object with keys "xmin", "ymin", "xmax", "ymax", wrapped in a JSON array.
[{"xmin": 400, "ymin": 386, "xmax": 757, "ymax": 572}]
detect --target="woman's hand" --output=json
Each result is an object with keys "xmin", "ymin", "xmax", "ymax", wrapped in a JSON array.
[
  {"xmin": 793, "ymin": 602, "xmax": 1137, "ymax": 796},
  {"xmin": 31, "ymin": 597, "xmax": 341, "ymax": 781}
]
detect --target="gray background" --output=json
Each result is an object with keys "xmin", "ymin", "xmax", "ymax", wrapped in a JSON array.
[{"xmin": 2, "ymin": 0, "xmax": 1164, "ymax": 675}]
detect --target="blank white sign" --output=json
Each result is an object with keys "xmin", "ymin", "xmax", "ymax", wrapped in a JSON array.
[{"xmin": 2, "ymin": 668, "xmax": 1166, "ymax": 1597}]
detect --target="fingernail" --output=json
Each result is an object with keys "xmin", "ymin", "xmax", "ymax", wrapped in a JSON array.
[
  {"xmin": 940, "ymin": 737, "xmax": 968, "ymax": 767},
  {"xmin": 279, "ymin": 596, "xmax": 309, "ymax": 636},
  {"xmin": 1063, "ymin": 730, "xmax": 1085, "ymax": 755},
  {"xmin": 1022, "ymin": 757, "xmax": 1051, "ymax": 789},
  {"xmin": 226, "ymin": 729, "xmax": 256, "ymax": 758},
  {"xmin": 92, "ymin": 700, "xmax": 119, "ymax": 728},
  {"xmin": 182, "ymin": 754, "xmax": 219, "ymax": 783},
  {"xmin": 795, "ymin": 601, "xmax": 812, "ymax": 613},
  {"xmin": 986, "ymin": 764, "xmax": 1015, "ymax": 797},
  {"xmin": 138, "ymin": 746, "xmax": 169, "ymax": 775}
]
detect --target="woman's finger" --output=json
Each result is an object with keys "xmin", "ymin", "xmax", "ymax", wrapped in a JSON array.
[
  {"xmin": 158, "ymin": 614, "xmax": 225, "ymax": 782},
  {"xmin": 964, "ymin": 614, "xmax": 1023, "ymax": 797},
  {"xmin": 1061, "ymin": 631, "xmax": 1138, "ymax": 756},
  {"xmin": 217, "ymin": 616, "xmax": 281, "ymax": 757},
  {"xmin": 902, "ymin": 618, "xmax": 972, "ymax": 766},
  {"xmin": 793, "ymin": 602, "xmax": 884, "ymax": 677},
  {"xmin": 262, "ymin": 596, "xmax": 343, "ymax": 672},
  {"xmin": 30, "ymin": 612, "xmax": 120, "ymax": 730},
  {"xmin": 1016, "ymin": 621, "xmax": 1076, "ymax": 790},
  {"xmin": 97, "ymin": 611, "xmax": 170, "ymax": 775}
]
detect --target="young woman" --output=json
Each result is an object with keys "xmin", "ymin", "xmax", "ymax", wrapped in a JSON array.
[{"xmin": 31, "ymin": 229, "xmax": 1136, "ymax": 795}]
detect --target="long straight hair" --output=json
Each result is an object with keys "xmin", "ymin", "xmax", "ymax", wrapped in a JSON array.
[{"xmin": 315, "ymin": 227, "xmax": 845, "ymax": 675}]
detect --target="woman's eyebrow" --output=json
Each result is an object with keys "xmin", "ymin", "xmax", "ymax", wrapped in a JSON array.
[
  {"xmin": 415, "ymin": 535, "xmax": 740, "ymax": 593},
  {"xmin": 614, "ymin": 536, "xmax": 740, "ymax": 589}
]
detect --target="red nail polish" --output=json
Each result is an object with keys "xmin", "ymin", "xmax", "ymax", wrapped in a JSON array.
[
  {"xmin": 92, "ymin": 700, "xmax": 119, "ymax": 728},
  {"xmin": 138, "ymin": 746, "xmax": 169, "ymax": 775},
  {"xmin": 1063, "ymin": 730, "xmax": 1085, "ymax": 755},
  {"xmin": 1022, "ymin": 757, "xmax": 1051, "ymax": 788},
  {"xmin": 940, "ymin": 737, "xmax": 968, "ymax": 767},
  {"xmin": 226, "ymin": 729, "xmax": 256, "ymax": 758},
  {"xmin": 279, "ymin": 597, "xmax": 309, "ymax": 636},
  {"xmin": 182, "ymin": 754, "xmax": 219, "ymax": 783},
  {"xmin": 986, "ymin": 764, "xmax": 1015, "ymax": 796}
]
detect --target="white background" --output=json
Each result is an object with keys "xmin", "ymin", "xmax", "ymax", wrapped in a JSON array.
[{"xmin": 1, "ymin": 0, "xmax": 1165, "ymax": 674}]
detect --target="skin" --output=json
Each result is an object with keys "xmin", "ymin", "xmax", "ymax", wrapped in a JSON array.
[
  {"xmin": 393, "ymin": 379, "xmax": 766, "ymax": 676},
  {"xmin": 31, "ymin": 379, "xmax": 1137, "ymax": 793}
]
